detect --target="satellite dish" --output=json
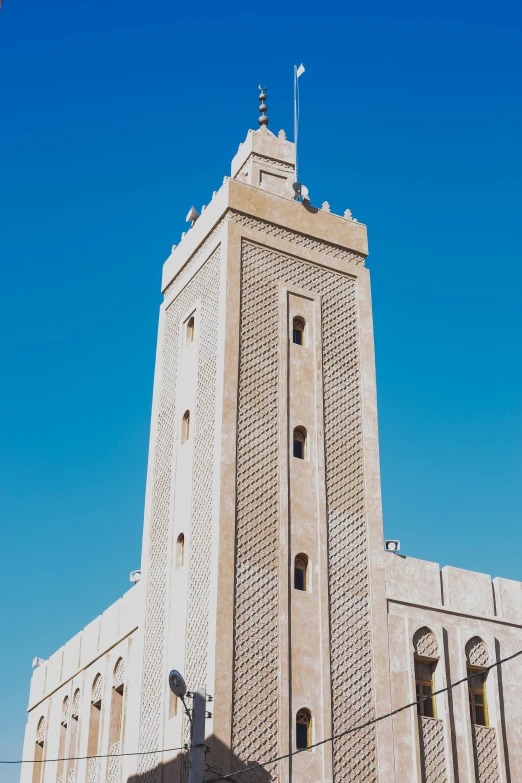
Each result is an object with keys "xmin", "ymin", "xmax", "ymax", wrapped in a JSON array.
[
  {"xmin": 169, "ymin": 670, "xmax": 187, "ymax": 698},
  {"xmin": 186, "ymin": 206, "xmax": 200, "ymax": 225},
  {"xmin": 292, "ymin": 182, "xmax": 309, "ymax": 202}
]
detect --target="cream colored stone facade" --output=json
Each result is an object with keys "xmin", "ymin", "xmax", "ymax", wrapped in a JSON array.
[{"xmin": 21, "ymin": 125, "xmax": 522, "ymax": 783}]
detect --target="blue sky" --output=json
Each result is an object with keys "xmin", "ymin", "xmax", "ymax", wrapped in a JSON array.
[{"xmin": 1, "ymin": 0, "xmax": 521, "ymax": 775}]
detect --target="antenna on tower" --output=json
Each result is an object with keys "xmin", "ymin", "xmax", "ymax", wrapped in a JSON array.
[{"xmin": 294, "ymin": 63, "xmax": 305, "ymax": 185}]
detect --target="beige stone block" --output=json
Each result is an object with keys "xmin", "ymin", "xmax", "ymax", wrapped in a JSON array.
[
  {"xmin": 79, "ymin": 616, "xmax": 100, "ymax": 668},
  {"xmin": 119, "ymin": 584, "xmax": 141, "ymax": 637},
  {"xmin": 441, "ymin": 566, "xmax": 494, "ymax": 616},
  {"xmin": 493, "ymin": 576, "xmax": 522, "ymax": 624},
  {"xmin": 386, "ymin": 555, "xmax": 442, "ymax": 607},
  {"xmin": 60, "ymin": 631, "xmax": 82, "ymax": 683},
  {"xmin": 98, "ymin": 598, "xmax": 121, "ymax": 654},
  {"xmin": 28, "ymin": 661, "xmax": 47, "ymax": 708},
  {"xmin": 44, "ymin": 647, "xmax": 64, "ymax": 694}
]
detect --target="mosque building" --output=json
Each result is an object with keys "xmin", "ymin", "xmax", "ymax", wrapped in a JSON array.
[{"xmin": 20, "ymin": 92, "xmax": 522, "ymax": 783}]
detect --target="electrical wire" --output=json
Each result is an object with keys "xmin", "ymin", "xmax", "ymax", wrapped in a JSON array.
[
  {"xmin": 4, "ymin": 647, "xmax": 521, "ymax": 768},
  {"xmin": 204, "ymin": 647, "xmax": 522, "ymax": 783},
  {"xmin": 0, "ymin": 746, "xmax": 186, "ymax": 766}
]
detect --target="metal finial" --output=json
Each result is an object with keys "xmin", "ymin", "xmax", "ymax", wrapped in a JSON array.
[{"xmin": 258, "ymin": 84, "xmax": 268, "ymax": 127}]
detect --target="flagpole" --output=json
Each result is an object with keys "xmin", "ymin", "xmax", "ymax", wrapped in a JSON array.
[{"xmin": 294, "ymin": 65, "xmax": 298, "ymax": 184}]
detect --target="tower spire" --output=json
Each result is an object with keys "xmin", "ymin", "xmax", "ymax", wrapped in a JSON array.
[{"xmin": 258, "ymin": 85, "xmax": 268, "ymax": 127}]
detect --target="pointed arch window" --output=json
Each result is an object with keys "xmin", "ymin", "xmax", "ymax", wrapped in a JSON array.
[
  {"xmin": 32, "ymin": 717, "xmax": 45, "ymax": 783},
  {"xmin": 87, "ymin": 674, "xmax": 103, "ymax": 780},
  {"xmin": 294, "ymin": 554, "xmax": 308, "ymax": 591},
  {"xmin": 466, "ymin": 637, "xmax": 490, "ymax": 727},
  {"xmin": 293, "ymin": 427, "xmax": 307, "ymax": 460},
  {"xmin": 57, "ymin": 699, "xmax": 68, "ymax": 783},
  {"xmin": 176, "ymin": 533, "xmax": 185, "ymax": 569},
  {"xmin": 413, "ymin": 627, "xmax": 438, "ymax": 718},
  {"xmin": 296, "ymin": 709, "xmax": 312, "ymax": 750},
  {"xmin": 181, "ymin": 411, "xmax": 190, "ymax": 444},
  {"xmin": 109, "ymin": 659, "xmax": 125, "ymax": 750},
  {"xmin": 292, "ymin": 317, "xmax": 305, "ymax": 346}
]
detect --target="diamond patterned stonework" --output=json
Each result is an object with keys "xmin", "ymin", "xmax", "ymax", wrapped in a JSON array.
[
  {"xmin": 418, "ymin": 717, "xmax": 447, "ymax": 783},
  {"xmin": 472, "ymin": 726, "xmax": 500, "ymax": 783},
  {"xmin": 232, "ymin": 241, "xmax": 375, "ymax": 782},
  {"xmin": 137, "ymin": 247, "xmax": 222, "ymax": 783},
  {"xmin": 466, "ymin": 638, "xmax": 490, "ymax": 668},
  {"xmin": 414, "ymin": 627, "xmax": 439, "ymax": 659},
  {"xmin": 108, "ymin": 742, "xmax": 122, "ymax": 783},
  {"xmin": 113, "ymin": 658, "xmax": 125, "ymax": 688},
  {"xmin": 87, "ymin": 757, "xmax": 98, "ymax": 783},
  {"xmin": 229, "ymin": 211, "xmax": 365, "ymax": 266},
  {"xmin": 92, "ymin": 675, "xmax": 103, "ymax": 704}
]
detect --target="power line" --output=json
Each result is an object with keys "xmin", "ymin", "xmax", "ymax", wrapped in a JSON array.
[
  {"xmin": 1, "ymin": 746, "xmax": 186, "ymax": 766},
  {"xmin": 204, "ymin": 647, "xmax": 522, "ymax": 783},
  {"xmin": 4, "ymin": 647, "xmax": 521, "ymax": 769}
]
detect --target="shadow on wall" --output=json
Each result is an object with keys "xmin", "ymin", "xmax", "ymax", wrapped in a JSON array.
[{"xmin": 127, "ymin": 735, "xmax": 274, "ymax": 783}]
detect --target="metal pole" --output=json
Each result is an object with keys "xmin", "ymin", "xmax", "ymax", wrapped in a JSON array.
[
  {"xmin": 294, "ymin": 65, "xmax": 298, "ymax": 184},
  {"xmin": 188, "ymin": 687, "xmax": 206, "ymax": 783}
]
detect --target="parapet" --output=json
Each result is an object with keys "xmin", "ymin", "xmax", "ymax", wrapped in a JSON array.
[
  {"xmin": 27, "ymin": 583, "xmax": 142, "ymax": 710},
  {"xmin": 385, "ymin": 555, "xmax": 522, "ymax": 625}
]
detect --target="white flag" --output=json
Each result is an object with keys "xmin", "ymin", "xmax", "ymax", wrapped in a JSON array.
[{"xmin": 296, "ymin": 64, "xmax": 305, "ymax": 78}]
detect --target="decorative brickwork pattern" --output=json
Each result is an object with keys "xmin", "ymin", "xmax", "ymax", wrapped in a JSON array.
[
  {"xmin": 163, "ymin": 220, "xmax": 226, "ymax": 303},
  {"xmin": 137, "ymin": 249, "xmax": 222, "ymax": 783},
  {"xmin": 414, "ymin": 627, "xmax": 439, "ymax": 659},
  {"xmin": 113, "ymin": 658, "xmax": 125, "ymax": 688},
  {"xmin": 466, "ymin": 638, "xmax": 490, "ymax": 668},
  {"xmin": 87, "ymin": 758, "xmax": 98, "ymax": 783},
  {"xmin": 62, "ymin": 696, "xmax": 70, "ymax": 725},
  {"xmin": 107, "ymin": 742, "xmax": 121, "ymax": 783},
  {"xmin": 67, "ymin": 768, "xmax": 75, "ymax": 783},
  {"xmin": 72, "ymin": 690, "xmax": 80, "ymax": 719},
  {"xmin": 229, "ymin": 211, "xmax": 366, "ymax": 266},
  {"xmin": 472, "ymin": 726, "xmax": 500, "ymax": 783},
  {"xmin": 92, "ymin": 675, "xmax": 103, "ymax": 704},
  {"xmin": 232, "ymin": 241, "xmax": 375, "ymax": 782},
  {"xmin": 37, "ymin": 717, "xmax": 46, "ymax": 744},
  {"xmin": 418, "ymin": 717, "xmax": 447, "ymax": 783}
]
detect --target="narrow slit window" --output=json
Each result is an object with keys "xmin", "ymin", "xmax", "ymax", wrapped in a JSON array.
[
  {"xmin": 186, "ymin": 316, "xmax": 195, "ymax": 344},
  {"xmin": 176, "ymin": 533, "xmax": 185, "ymax": 569},
  {"xmin": 468, "ymin": 670, "xmax": 488, "ymax": 726},
  {"xmin": 293, "ymin": 427, "xmax": 307, "ymax": 460},
  {"xmin": 181, "ymin": 411, "xmax": 190, "ymax": 444},
  {"xmin": 296, "ymin": 709, "xmax": 312, "ymax": 750},
  {"xmin": 415, "ymin": 659, "xmax": 436, "ymax": 718},
  {"xmin": 293, "ymin": 317, "xmax": 305, "ymax": 346},
  {"xmin": 294, "ymin": 554, "xmax": 308, "ymax": 591}
]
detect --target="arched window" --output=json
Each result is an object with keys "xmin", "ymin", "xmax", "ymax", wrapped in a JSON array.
[
  {"xmin": 294, "ymin": 554, "xmax": 308, "ymax": 591},
  {"xmin": 57, "ymin": 699, "xmax": 68, "ymax": 782},
  {"xmin": 109, "ymin": 659, "xmax": 125, "ymax": 751},
  {"xmin": 466, "ymin": 637, "xmax": 489, "ymax": 727},
  {"xmin": 413, "ymin": 627, "xmax": 438, "ymax": 718},
  {"xmin": 176, "ymin": 533, "xmax": 185, "ymax": 569},
  {"xmin": 186, "ymin": 316, "xmax": 195, "ymax": 344},
  {"xmin": 32, "ymin": 717, "xmax": 45, "ymax": 783},
  {"xmin": 66, "ymin": 691, "xmax": 80, "ymax": 781},
  {"xmin": 296, "ymin": 709, "xmax": 312, "ymax": 750},
  {"xmin": 181, "ymin": 411, "xmax": 190, "ymax": 444},
  {"xmin": 87, "ymin": 675, "xmax": 103, "ymax": 779},
  {"xmin": 293, "ymin": 427, "xmax": 307, "ymax": 460},
  {"xmin": 293, "ymin": 317, "xmax": 305, "ymax": 346}
]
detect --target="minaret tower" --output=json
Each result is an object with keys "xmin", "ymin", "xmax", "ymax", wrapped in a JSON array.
[{"xmin": 135, "ymin": 92, "xmax": 392, "ymax": 783}]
